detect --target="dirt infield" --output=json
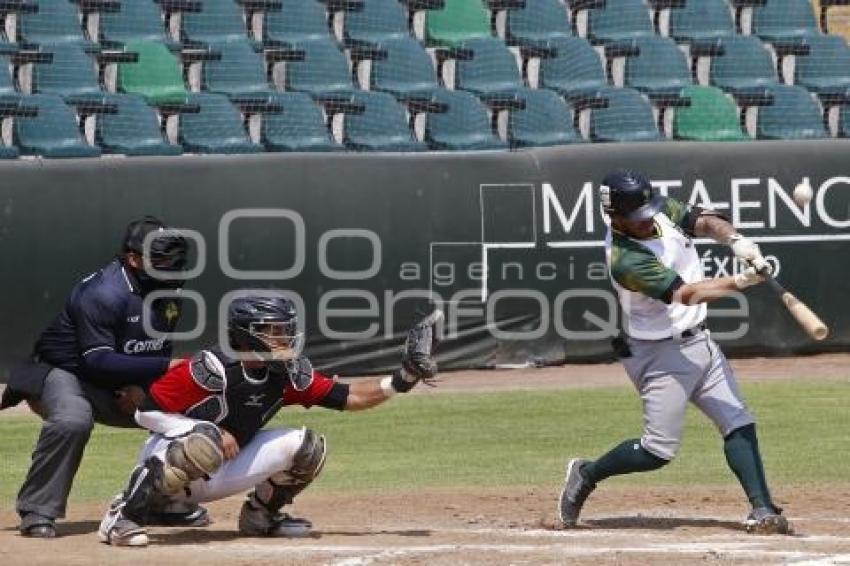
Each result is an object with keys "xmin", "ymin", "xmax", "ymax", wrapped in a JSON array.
[
  {"xmin": 3, "ymin": 485, "xmax": 850, "ymax": 565},
  {"xmin": 1, "ymin": 353, "xmax": 848, "ymax": 564}
]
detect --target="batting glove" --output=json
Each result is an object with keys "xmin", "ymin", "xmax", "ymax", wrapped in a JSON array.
[
  {"xmin": 729, "ymin": 234, "xmax": 772, "ymax": 275},
  {"xmin": 734, "ymin": 266, "xmax": 764, "ymax": 289}
]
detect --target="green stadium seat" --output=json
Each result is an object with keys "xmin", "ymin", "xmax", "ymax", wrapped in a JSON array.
[
  {"xmin": 757, "ymin": 85, "xmax": 827, "ymax": 139},
  {"xmin": 18, "ymin": 0, "xmax": 95, "ymax": 48},
  {"xmin": 261, "ymin": 92, "xmax": 341, "ymax": 151},
  {"xmin": 673, "ymin": 85, "xmax": 748, "ymax": 141},
  {"xmin": 710, "ymin": 36, "xmax": 779, "ymax": 94},
  {"xmin": 367, "ymin": 38, "xmax": 439, "ymax": 99},
  {"xmin": 0, "ymin": 39, "xmax": 14, "ymax": 57},
  {"xmin": 343, "ymin": 0, "xmax": 410, "ymax": 46},
  {"xmin": 202, "ymin": 40, "xmax": 272, "ymax": 98},
  {"xmin": 15, "ymin": 94, "xmax": 102, "ymax": 157},
  {"xmin": 425, "ymin": 89, "xmax": 507, "ymax": 150},
  {"xmin": 588, "ymin": 86, "xmax": 662, "ymax": 142},
  {"xmin": 508, "ymin": 88, "xmax": 580, "ymax": 147},
  {"xmin": 504, "ymin": 0, "xmax": 571, "ymax": 47},
  {"xmin": 538, "ymin": 37, "xmax": 607, "ymax": 100},
  {"xmin": 0, "ymin": 145, "xmax": 19, "ymax": 158},
  {"xmin": 752, "ymin": 0, "xmax": 820, "ymax": 43},
  {"xmin": 452, "ymin": 37, "xmax": 524, "ymax": 98},
  {"xmin": 179, "ymin": 93, "xmax": 263, "ymax": 153},
  {"xmin": 425, "ymin": 0, "xmax": 492, "ymax": 47},
  {"xmin": 96, "ymin": 94, "xmax": 182, "ymax": 156},
  {"xmin": 264, "ymin": 0, "xmax": 332, "ymax": 45},
  {"xmin": 99, "ymin": 0, "xmax": 172, "ymax": 47},
  {"xmin": 344, "ymin": 91, "xmax": 427, "ymax": 151},
  {"xmin": 668, "ymin": 0, "xmax": 736, "ymax": 44},
  {"xmin": 285, "ymin": 38, "xmax": 354, "ymax": 99},
  {"xmin": 117, "ymin": 41, "xmax": 188, "ymax": 104},
  {"xmin": 31, "ymin": 45, "xmax": 103, "ymax": 102},
  {"xmin": 182, "ymin": 0, "xmax": 251, "ymax": 45},
  {"xmin": 624, "ymin": 37, "xmax": 692, "ymax": 96},
  {"xmin": 585, "ymin": 0, "xmax": 654, "ymax": 45},
  {"xmin": 795, "ymin": 34, "xmax": 850, "ymax": 96}
]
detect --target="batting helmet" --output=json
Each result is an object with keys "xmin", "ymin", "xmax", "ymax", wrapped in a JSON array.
[
  {"xmin": 600, "ymin": 170, "xmax": 664, "ymax": 221},
  {"xmin": 228, "ymin": 295, "xmax": 303, "ymax": 359}
]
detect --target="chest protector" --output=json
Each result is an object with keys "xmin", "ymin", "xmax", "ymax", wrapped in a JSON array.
[{"xmin": 184, "ymin": 349, "xmax": 314, "ymax": 446}]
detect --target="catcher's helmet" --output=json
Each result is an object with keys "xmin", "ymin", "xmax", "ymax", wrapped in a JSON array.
[
  {"xmin": 600, "ymin": 170, "xmax": 664, "ymax": 221},
  {"xmin": 122, "ymin": 216, "xmax": 189, "ymax": 272},
  {"xmin": 228, "ymin": 295, "xmax": 303, "ymax": 359}
]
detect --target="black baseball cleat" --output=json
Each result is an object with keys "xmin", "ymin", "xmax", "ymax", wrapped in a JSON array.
[
  {"xmin": 19, "ymin": 513, "xmax": 56, "ymax": 538},
  {"xmin": 745, "ymin": 505, "xmax": 793, "ymax": 535},
  {"xmin": 147, "ymin": 501, "xmax": 211, "ymax": 527},
  {"xmin": 238, "ymin": 501, "xmax": 312, "ymax": 538},
  {"xmin": 558, "ymin": 458, "xmax": 596, "ymax": 527}
]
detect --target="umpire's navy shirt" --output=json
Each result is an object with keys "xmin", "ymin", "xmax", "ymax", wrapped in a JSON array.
[{"xmin": 35, "ymin": 259, "xmax": 180, "ymax": 389}]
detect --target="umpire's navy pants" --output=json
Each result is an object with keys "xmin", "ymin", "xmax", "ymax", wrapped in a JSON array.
[{"xmin": 16, "ymin": 368, "xmax": 137, "ymax": 519}]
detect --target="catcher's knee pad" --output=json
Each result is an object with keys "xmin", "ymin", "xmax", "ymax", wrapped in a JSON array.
[
  {"xmin": 290, "ymin": 427, "xmax": 327, "ymax": 482},
  {"xmin": 253, "ymin": 428, "xmax": 326, "ymax": 512},
  {"xmin": 160, "ymin": 423, "xmax": 224, "ymax": 495}
]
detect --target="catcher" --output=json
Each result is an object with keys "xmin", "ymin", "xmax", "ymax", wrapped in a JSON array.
[{"xmin": 98, "ymin": 294, "xmax": 441, "ymax": 547}]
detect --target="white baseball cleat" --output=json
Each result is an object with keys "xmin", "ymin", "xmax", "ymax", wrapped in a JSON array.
[{"xmin": 98, "ymin": 507, "xmax": 149, "ymax": 547}]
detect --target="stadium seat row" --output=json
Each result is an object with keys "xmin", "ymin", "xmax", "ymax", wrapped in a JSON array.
[
  {"xmin": 7, "ymin": 79, "xmax": 850, "ymax": 158},
  {"xmin": 3, "ymin": 0, "xmax": 846, "ymax": 50},
  {"xmin": 1, "ymin": 0, "xmax": 848, "ymax": 156}
]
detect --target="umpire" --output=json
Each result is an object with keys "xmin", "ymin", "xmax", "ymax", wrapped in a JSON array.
[{"xmin": 1, "ymin": 216, "xmax": 204, "ymax": 538}]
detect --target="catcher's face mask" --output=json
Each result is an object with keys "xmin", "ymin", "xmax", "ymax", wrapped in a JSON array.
[{"xmin": 249, "ymin": 322, "xmax": 304, "ymax": 362}]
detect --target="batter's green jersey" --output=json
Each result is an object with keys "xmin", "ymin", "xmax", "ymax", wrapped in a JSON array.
[{"xmin": 609, "ymin": 198, "xmax": 698, "ymax": 303}]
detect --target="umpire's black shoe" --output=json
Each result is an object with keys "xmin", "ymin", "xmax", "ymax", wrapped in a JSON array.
[
  {"xmin": 147, "ymin": 502, "xmax": 211, "ymax": 527},
  {"xmin": 19, "ymin": 513, "xmax": 56, "ymax": 538},
  {"xmin": 558, "ymin": 458, "xmax": 596, "ymax": 527}
]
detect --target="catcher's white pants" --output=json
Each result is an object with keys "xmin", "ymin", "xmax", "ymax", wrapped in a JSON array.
[{"xmin": 137, "ymin": 427, "xmax": 306, "ymax": 503}]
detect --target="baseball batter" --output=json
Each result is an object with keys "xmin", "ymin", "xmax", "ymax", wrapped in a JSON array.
[
  {"xmin": 98, "ymin": 295, "xmax": 440, "ymax": 547},
  {"xmin": 558, "ymin": 170, "xmax": 791, "ymax": 534}
]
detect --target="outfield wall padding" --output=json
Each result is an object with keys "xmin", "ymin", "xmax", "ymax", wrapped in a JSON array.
[{"xmin": 1, "ymin": 141, "xmax": 848, "ymax": 377}]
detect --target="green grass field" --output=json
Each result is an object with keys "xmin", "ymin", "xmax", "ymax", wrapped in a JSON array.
[{"xmin": 1, "ymin": 380, "xmax": 847, "ymax": 505}]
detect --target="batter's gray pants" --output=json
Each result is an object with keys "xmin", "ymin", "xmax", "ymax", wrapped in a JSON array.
[
  {"xmin": 16, "ymin": 368, "xmax": 138, "ymax": 519},
  {"xmin": 622, "ymin": 329, "xmax": 755, "ymax": 461}
]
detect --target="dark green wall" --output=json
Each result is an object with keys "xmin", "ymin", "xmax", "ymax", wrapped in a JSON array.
[{"xmin": 1, "ymin": 141, "xmax": 848, "ymax": 376}]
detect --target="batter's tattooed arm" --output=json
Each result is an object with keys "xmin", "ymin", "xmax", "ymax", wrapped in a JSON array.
[
  {"xmin": 693, "ymin": 211, "xmax": 771, "ymax": 274},
  {"xmin": 671, "ymin": 271, "xmax": 761, "ymax": 305},
  {"xmin": 693, "ymin": 213, "xmax": 737, "ymax": 244}
]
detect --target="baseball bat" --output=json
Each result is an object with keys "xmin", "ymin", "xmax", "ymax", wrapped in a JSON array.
[{"xmin": 761, "ymin": 274, "xmax": 829, "ymax": 341}]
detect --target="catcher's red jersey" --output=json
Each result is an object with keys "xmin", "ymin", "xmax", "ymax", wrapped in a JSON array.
[{"xmin": 150, "ymin": 358, "xmax": 335, "ymax": 414}]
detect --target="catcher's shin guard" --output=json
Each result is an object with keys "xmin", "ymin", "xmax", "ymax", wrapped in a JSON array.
[
  {"xmin": 99, "ymin": 459, "xmax": 164, "ymax": 546},
  {"xmin": 250, "ymin": 428, "xmax": 326, "ymax": 513},
  {"xmin": 119, "ymin": 458, "xmax": 166, "ymax": 525}
]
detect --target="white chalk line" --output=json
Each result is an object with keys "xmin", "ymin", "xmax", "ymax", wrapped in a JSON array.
[
  {"xmin": 183, "ymin": 521, "xmax": 850, "ymax": 565},
  {"xmin": 192, "ymin": 542, "xmax": 850, "ymax": 566}
]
